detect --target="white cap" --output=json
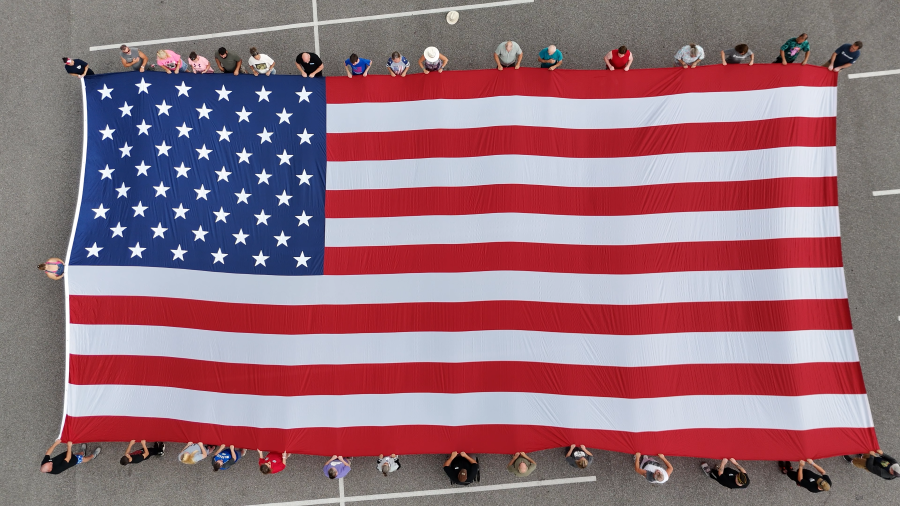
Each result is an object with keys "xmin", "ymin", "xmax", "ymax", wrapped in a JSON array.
[
  {"xmin": 891, "ymin": 463, "xmax": 900, "ymax": 475},
  {"xmin": 424, "ymin": 47, "xmax": 440, "ymax": 63},
  {"xmin": 446, "ymin": 10, "xmax": 459, "ymax": 24}
]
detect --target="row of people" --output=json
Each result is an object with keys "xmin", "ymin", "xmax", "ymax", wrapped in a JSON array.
[
  {"xmin": 41, "ymin": 438, "xmax": 898, "ymax": 492},
  {"xmin": 62, "ymin": 34, "xmax": 864, "ymax": 79}
]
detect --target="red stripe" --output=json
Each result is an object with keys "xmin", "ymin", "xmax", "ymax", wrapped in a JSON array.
[
  {"xmin": 61, "ymin": 416, "xmax": 876, "ymax": 460},
  {"xmin": 324, "ymin": 239, "xmax": 844, "ymax": 275},
  {"xmin": 69, "ymin": 356, "xmax": 867, "ymax": 398},
  {"xmin": 69, "ymin": 297, "xmax": 852, "ymax": 335},
  {"xmin": 327, "ymin": 118, "xmax": 835, "ymax": 162},
  {"xmin": 325, "ymin": 178, "xmax": 838, "ymax": 218},
  {"xmin": 325, "ymin": 65, "xmax": 837, "ymax": 103}
]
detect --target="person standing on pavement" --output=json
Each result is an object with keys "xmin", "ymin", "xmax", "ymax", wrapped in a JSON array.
[
  {"xmin": 295, "ymin": 52, "xmax": 324, "ymax": 77},
  {"xmin": 324, "ymin": 455, "xmax": 352, "ymax": 479},
  {"xmin": 700, "ymin": 458, "xmax": 749, "ymax": 489},
  {"xmin": 216, "ymin": 47, "xmax": 244, "ymax": 75},
  {"xmin": 38, "ymin": 258, "xmax": 65, "ymax": 279},
  {"xmin": 376, "ymin": 454, "xmax": 401, "ymax": 476},
  {"xmin": 444, "ymin": 451, "xmax": 478, "ymax": 485},
  {"xmin": 774, "ymin": 34, "xmax": 810, "ymax": 65},
  {"xmin": 345, "ymin": 53, "xmax": 371, "ymax": 78},
  {"xmin": 507, "ymin": 452, "xmax": 537, "ymax": 477},
  {"xmin": 634, "ymin": 452, "xmax": 674, "ymax": 484},
  {"xmin": 419, "ymin": 46, "xmax": 448, "ymax": 74},
  {"xmin": 119, "ymin": 45, "xmax": 150, "ymax": 72},
  {"xmin": 721, "ymin": 44, "xmax": 754, "ymax": 65},
  {"xmin": 674, "ymin": 44, "xmax": 705, "ymax": 68},
  {"xmin": 604, "ymin": 46, "xmax": 633, "ymax": 70},
  {"xmin": 120, "ymin": 440, "xmax": 165, "ymax": 465},
  {"xmin": 188, "ymin": 52, "xmax": 214, "ymax": 73},
  {"xmin": 248, "ymin": 47, "xmax": 275, "ymax": 76},
  {"xmin": 156, "ymin": 49, "xmax": 188, "ymax": 74},
  {"xmin": 63, "ymin": 57, "xmax": 93, "ymax": 77},
  {"xmin": 386, "ymin": 52, "xmax": 410, "ymax": 77},
  {"xmin": 778, "ymin": 459, "xmax": 832, "ymax": 492},
  {"xmin": 494, "ymin": 40, "xmax": 523, "ymax": 70},
  {"xmin": 41, "ymin": 439, "xmax": 101, "ymax": 474},
  {"xmin": 258, "ymin": 450, "xmax": 288, "ymax": 475},
  {"xmin": 824, "ymin": 41, "xmax": 862, "ymax": 72},
  {"xmin": 565, "ymin": 444, "xmax": 594, "ymax": 468},
  {"xmin": 843, "ymin": 449, "xmax": 899, "ymax": 480},
  {"xmin": 538, "ymin": 44, "xmax": 564, "ymax": 70}
]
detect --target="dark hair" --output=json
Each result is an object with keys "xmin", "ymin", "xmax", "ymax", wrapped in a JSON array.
[
  {"xmin": 119, "ymin": 455, "xmax": 130, "ymax": 466},
  {"xmin": 189, "ymin": 52, "xmax": 197, "ymax": 60},
  {"xmin": 735, "ymin": 44, "xmax": 749, "ymax": 54},
  {"xmin": 260, "ymin": 464, "xmax": 271, "ymax": 474},
  {"xmin": 618, "ymin": 46, "xmax": 628, "ymax": 54},
  {"xmin": 37, "ymin": 263, "xmax": 47, "ymax": 270},
  {"xmin": 218, "ymin": 47, "xmax": 227, "ymax": 56},
  {"xmin": 391, "ymin": 51, "xmax": 401, "ymax": 59},
  {"xmin": 349, "ymin": 53, "xmax": 359, "ymax": 64},
  {"xmin": 61, "ymin": 57, "xmax": 69, "ymax": 63},
  {"xmin": 212, "ymin": 460, "xmax": 221, "ymax": 471},
  {"xmin": 249, "ymin": 47, "xmax": 259, "ymax": 56},
  {"xmin": 853, "ymin": 40, "xmax": 863, "ymax": 49},
  {"xmin": 120, "ymin": 44, "xmax": 128, "ymax": 51},
  {"xmin": 799, "ymin": 33, "xmax": 808, "ymax": 38},
  {"xmin": 328, "ymin": 467, "xmax": 338, "ymax": 479}
]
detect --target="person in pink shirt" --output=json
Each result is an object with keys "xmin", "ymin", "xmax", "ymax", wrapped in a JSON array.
[
  {"xmin": 155, "ymin": 49, "xmax": 188, "ymax": 74},
  {"xmin": 188, "ymin": 52, "xmax": 214, "ymax": 73}
]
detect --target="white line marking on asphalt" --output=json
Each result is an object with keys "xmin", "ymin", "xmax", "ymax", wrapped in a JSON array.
[
  {"xmin": 249, "ymin": 476, "xmax": 596, "ymax": 506},
  {"xmin": 89, "ymin": 0, "xmax": 535, "ymax": 51},
  {"xmin": 311, "ymin": 0, "xmax": 320, "ymax": 55},
  {"xmin": 848, "ymin": 69, "xmax": 900, "ymax": 79},
  {"xmin": 338, "ymin": 477, "xmax": 345, "ymax": 506},
  {"xmin": 872, "ymin": 189, "xmax": 900, "ymax": 196}
]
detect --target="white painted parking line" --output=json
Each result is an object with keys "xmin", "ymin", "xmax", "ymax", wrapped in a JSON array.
[
  {"xmin": 848, "ymin": 69, "xmax": 900, "ymax": 79},
  {"xmin": 89, "ymin": 0, "xmax": 535, "ymax": 51},
  {"xmin": 311, "ymin": 0, "xmax": 320, "ymax": 55},
  {"xmin": 338, "ymin": 477, "xmax": 345, "ymax": 506},
  {"xmin": 872, "ymin": 189, "xmax": 900, "ymax": 196},
  {"xmin": 250, "ymin": 476, "xmax": 596, "ymax": 506}
]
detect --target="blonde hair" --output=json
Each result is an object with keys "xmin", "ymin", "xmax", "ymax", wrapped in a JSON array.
[
  {"xmin": 818, "ymin": 479, "xmax": 831, "ymax": 491},
  {"xmin": 156, "ymin": 49, "xmax": 169, "ymax": 60},
  {"xmin": 577, "ymin": 458, "xmax": 588, "ymax": 468},
  {"xmin": 180, "ymin": 451, "xmax": 199, "ymax": 464}
]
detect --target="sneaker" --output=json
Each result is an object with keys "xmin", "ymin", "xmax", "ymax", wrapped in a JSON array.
[
  {"xmin": 91, "ymin": 447, "xmax": 101, "ymax": 458},
  {"xmin": 156, "ymin": 442, "xmax": 165, "ymax": 457},
  {"xmin": 700, "ymin": 462, "xmax": 711, "ymax": 476},
  {"xmin": 843, "ymin": 454, "xmax": 861, "ymax": 463}
]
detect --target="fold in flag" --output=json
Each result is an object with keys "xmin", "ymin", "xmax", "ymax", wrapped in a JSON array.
[{"xmin": 62, "ymin": 66, "xmax": 877, "ymax": 459}]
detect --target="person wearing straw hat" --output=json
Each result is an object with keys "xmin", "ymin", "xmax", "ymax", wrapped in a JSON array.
[
  {"xmin": 419, "ymin": 47, "xmax": 449, "ymax": 74},
  {"xmin": 538, "ymin": 45, "xmax": 563, "ymax": 70}
]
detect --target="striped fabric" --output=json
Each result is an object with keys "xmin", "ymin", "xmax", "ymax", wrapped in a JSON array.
[{"xmin": 63, "ymin": 66, "xmax": 877, "ymax": 459}]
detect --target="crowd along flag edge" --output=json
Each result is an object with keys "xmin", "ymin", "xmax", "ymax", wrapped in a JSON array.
[{"xmin": 59, "ymin": 65, "xmax": 879, "ymax": 460}]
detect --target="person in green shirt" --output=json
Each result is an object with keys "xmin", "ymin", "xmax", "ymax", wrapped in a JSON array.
[{"xmin": 775, "ymin": 33, "xmax": 810, "ymax": 65}]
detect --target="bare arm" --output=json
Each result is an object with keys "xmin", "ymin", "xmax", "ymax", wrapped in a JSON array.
[
  {"xmin": 720, "ymin": 50, "xmax": 727, "ymax": 65},
  {"xmin": 257, "ymin": 449, "xmax": 264, "ymax": 458},
  {"xmin": 604, "ymin": 52, "xmax": 613, "ymax": 70},
  {"xmin": 81, "ymin": 65, "xmax": 90, "ymax": 77},
  {"xmin": 749, "ymin": 53, "xmax": 754, "ymax": 65},
  {"xmin": 802, "ymin": 50, "xmax": 810, "ymax": 64},
  {"xmin": 46, "ymin": 439, "xmax": 62, "ymax": 455},
  {"xmin": 439, "ymin": 54, "xmax": 449, "ymax": 70},
  {"xmin": 625, "ymin": 52, "xmax": 633, "ymax": 70},
  {"xmin": 181, "ymin": 442, "xmax": 193, "ymax": 452},
  {"xmin": 797, "ymin": 460, "xmax": 805, "ymax": 481},
  {"xmin": 565, "ymin": 444, "xmax": 575, "ymax": 458},
  {"xmin": 199, "ymin": 443, "xmax": 207, "ymax": 457},
  {"xmin": 296, "ymin": 62, "xmax": 307, "ymax": 75},
  {"xmin": 718, "ymin": 458, "xmax": 728, "ymax": 475},
  {"xmin": 806, "ymin": 459, "xmax": 826, "ymax": 475},
  {"xmin": 326, "ymin": 455, "xmax": 339, "ymax": 465},
  {"xmin": 418, "ymin": 56, "xmax": 426, "ymax": 71},
  {"xmin": 581, "ymin": 445, "xmax": 593, "ymax": 456},
  {"xmin": 460, "ymin": 452, "xmax": 477, "ymax": 464},
  {"xmin": 443, "ymin": 451, "xmax": 458, "ymax": 467},
  {"xmin": 521, "ymin": 452, "xmax": 536, "ymax": 464},
  {"xmin": 140, "ymin": 440, "xmax": 150, "ymax": 458},
  {"xmin": 729, "ymin": 458, "xmax": 746, "ymax": 474},
  {"xmin": 229, "ymin": 446, "xmax": 236, "ymax": 460},
  {"xmin": 658, "ymin": 454, "xmax": 673, "ymax": 475},
  {"xmin": 234, "ymin": 59, "xmax": 243, "ymax": 76},
  {"xmin": 780, "ymin": 49, "xmax": 787, "ymax": 65},
  {"xmin": 493, "ymin": 52, "xmax": 502, "ymax": 70},
  {"xmin": 65, "ymin": 441, "xmax": 73, "ymax": 462},
  {"xmin": 338, "ymin": 456, "xmax": 350, "ymax": 467},
  {"xmin": 633, "ymin": 453, "xmax": 646, "ymax": 476},
  {"xmin": 515, "ymin": 52, "xmax": 522, "ymax": 68},
  {"xmin": 214, "ymin": 444, "xmax": 226, "ymax": 455},
  {"xmin": 310, "ymin": 63, "xmax": 323, "ymax": 76},
  {"xmin": 508, "ymin": 452, "xmax": 521, "ymax": 466},
  {"xmin": 282, "ymin": 452, "xmax": 289, "ymax": 462},
  {"xmin": 345, "ymin": 64, "xmax": 353, "ymax": 78}
]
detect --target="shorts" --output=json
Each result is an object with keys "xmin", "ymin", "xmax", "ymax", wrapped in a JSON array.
[{"xmin": 76, "ymin": 455, "xmax": 84, "ymax": 464}]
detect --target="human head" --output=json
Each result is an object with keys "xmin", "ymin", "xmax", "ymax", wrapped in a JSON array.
[
  {"xmin": 618, "ymin": 45, "xmax": 628, "ymax": 55},
  {"xmin": 517, "ymin": 461, "xmax": 528, "ymax": 473},
  {"xmin": 851, "ymin": 41, "xmax": 863, "ymax": 51},
  {"xmin": 424, "ymin": 46, "xmax": 440, "ymax": 62},
  {"xmin": 328, "ymin": 467, "xmax": 338, "ymax": 479},
  {"xmin": 62, "ymin": 58, "xmax": 72, "ymax": 65},
  {"xmin": 381, "ymin": 462, "xmax": 390, "ymax": 477},
  {"xmin": 890, "ymin": 463, "xmax": 900, "ymax": 476},
  {"xmin": 156, "ymin": 49, "xmax": 168, "ymax": 60},
  {"xmin": 260, "ymin": 462, "xmax": 271, "ymax": 474},
  {"xmin": 505, "ymin": 41, "xmax": 514, "ymax": 52},
  {"xmin": 797, "ymin": 33, "xmax": 808, "ymax": 43},
  {"xmin": 218, "ymin": 47, "xmax": 228, "ymax": 57},
  {"xmin": 37, "ymin": 263, "xmax": 47, "ymax": 270},
  {"xmin": 189, "ymin": 51, "xmax": 198, "ymax": 61},
  {"xmin": 301, "ymin": 52, "xmax": 310, "ymax": 63},
  {"xmin": 40, "ymin": 462, "xmax": 53, "ymax": 473},
  {"xmin": 736, "ymin": 472, "xmax": 748, "ymax": 487},
  {"xmin": 249, "ymin": 47, "xmax": 259, "ymax": 57},
  {"xmin": 689, "ymin": 44, "xmax": 698, "ymax": 57},
  {"xmin": 120, "ymin": 44, "xmax": 130, "ymax": 53},
  {"xmin": 391, "ymin": 51, "xmax": 401, "ymax": 62},
  {"xmin": 653, "ymin": 469, "xmax": 665, "ymax": 482},
  {"xmin": 212, "ymin": 460, "xmax": 222, "ymax": 471},
  {"xmin": 817, "ymin": 477, "xmax": 831, "ymax": 491},
  {"xmin": 458, "ymin": 469, "xmax": 468, "ymax": 482},
  {"xmin": 577, "ymin": 457, "xmax": 589, "ymax": 468},
  {"xmin": 547, "ymin": 44, "xmax": 557, "ymax": 55},
  {"xmin": 120, "ymin": 455, "xmax": 130, "ymax": 465},
  {"xmin": 735, "ymin": 43, "xmax": 749, "ymax": 55},
  {"xmin": 349, "ymin": 53, "xmax": 359, "ymax": 64}
]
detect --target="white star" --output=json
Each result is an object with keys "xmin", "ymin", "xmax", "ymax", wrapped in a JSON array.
[
  {"xmin": 153, "ymin": 181, "xmax": 170, "ymax": 197},
  {"xmin": 175, "ymin": 81, "xmax": 192, "ymax": 97},
  {"xmin": 257, "ymin": 127, "xmax": 274, "ymax": 144},
  {"xmin": 256, "ymin": 86, "xmax": 272, "ymax": 102},
  {"xmin": 296, "ymin": 87, "xmax": 312, "ymax": 103},
  {"xmin": 196, "ymin": 103, "xmax": 212, "ymax": 119},
  {"xmin": 252, "ymin": 250, "xmax": 270, "ymax": 266},
  {"xmin": 211, "ymin": 248, "xmax": 228, "ymax": 264},
  {"xmin": 115, "ymin": 182, "xmax": 130, "ymax": 198},
  {"xmin": 274, "ymin": 231, "xmax": 291, "ymax": 246},
  {"xmin": 171, "ymin": 244, "xmax": 187, "ymax": 261},
  {"xmin": 232, "ymin": 229, "xmax": 249, "ymax": 245},
  {"xmin": 296, "ymin": 169, "xmax": 313, "ymax": 185},
  {"xmin": 172, "ymin": 203, "xmax": 189, "ymax": 219},
  {"xmin": 295, "ymin": 210, "xmax": 313, "ymax": 226},
  {"xmin": 119, "ymin": 142, "xmax": 133, "ymax": 158},
  {"xmin": 99, "ymin": 124, "xmax": 115, "ymax": 140},
  {"xmin": 174, "ymin": 162, "xmax": 191, "ymax": 178},
  {"xmin": 294, "ymin": 252, "xmax": 311, "ymax": 267},
  {"xmin": 135, "ymin": 78, "xmax": 151, "ymax": 94},
  {"xmin": 216, "ymin": 126, "xmax": 232, "ymax": 142},
  {"xmin": 194, "ymin": 184, "xmax": 211, "ymax": 200},
  {"xmin": 136, "ymin": 119, "xmax": 152, "ymax": 135},
  {"xmin": 255, "ymin": 169, "xmax": 272, "ymax": 185},
  {"xmin": 254, "ymin": 209, "xmax": 271, "ymax": 225},
  {"xmin": 192, "ymin": 225, "xmax": 209, "ymax": 242},
  {"xmin": 213, "ymin": 207, "xmax": 230, "ymax": 223},
  {"xmin": 276, "ymin": 108, "xmax": 292, "ymax": 124},
  {"xmin": 277, "ymin": 149, "xmax": 293, "ymax": 165},
  {"xmin": 98, "ymin": 84, "xmax": 114, "ymax": 100},
  {"xmin": 276, "ymin": 190, "xmax": 292, "ymax": 206},
  {"xmin": 156, "ymin": 100, "xmax": 172, "ymax": 116},
  {"xmin": 155, "ymin": 140, "xmax": 172, "ymax": 156},
  {"xmin": 236, "ymin": 148, "xmax": 252, "ymax": 164},
  {"xmin": 92, "ymin": 204, "xmax": 109, "ymax": 219},
  {"xmin": 234, "ymin": 188, "xmax": 251, "ymax": 204},
  {"xmin": 110, "ymin": 222, "xmax": 127, "ymax": 237},
  {"xmin": 297, "ymin": 129, "xmax": 314, "ymax": 145},
  {"xmin": 235, "ymin": 106, "xmax": 252, "ymax": 122},
  {"xmin": 129, "ymin": 242, "xmax": 146, "ymax": 258},
  {"xmin": 132, "ymin": 201, "xmax": 148, "ymax": 217},
  {"xmin": 119, "ymin": 101, "xmax": 133, "ymax": 117},
  {"xmin": 195, "ymin": 144, "xmax": 212, "ymax": 160},
  {"xmin": 98, "ymin": 165, "xmax": 114, "ymax": 180},
  {"xmin": 85, "ymin": 242, "xmax": 102, "ymax": 258},
  {"xmin": 215, "ymin": 167, "xmax": 231, "ymax": 182},
  {"xmin": 215, "ymin": 85, "xmax": 232, "ymax": 101},
  {"xmin": 151, "ymin": 222, "xmax": 168, "ymax": 238},
  {"xmin": 135, "ymin": 161, "xmax": 151, "ymax": 176},
  {"xmin": 175, "ymin": 122, "xmax": 193, "ymax": 138}
]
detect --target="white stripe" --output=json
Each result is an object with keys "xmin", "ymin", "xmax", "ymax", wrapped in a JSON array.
[
  {"xmin": 848, "ymin": 68, "xmax": 900, "ymax": 79},
  {"xmin": 327, "ymin": 87, "xmax": 835, "ymax": 133},
  {"xmin": 324, "ymin": 207, "xmax": 840, "ymax": 247},
  {"xmin": 66, "ymin": 266, "xmax": 846, "ymax": 305},
  {"xmin": 70, "ymin": 326, "xmax": 860, "ymax": 366},
  {"xmin": 67, "ymin": 384, "xmax": 874, "ymax": 431},
  {"xmin": 327, "ymin": 147, "xmax": 837, "ymax": 190},
  {"xmin": 872, "ymin": 188, "xmax": 900, "ymax": 196}
]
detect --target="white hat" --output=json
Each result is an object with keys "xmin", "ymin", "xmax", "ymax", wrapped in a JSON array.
[
  {"xmin": 424, "ymin": 46, "xmax": 440, "ymax": 63},
  {"xmin": 446, "ymin": 10, "xmax": 459, "ymax": 24}
]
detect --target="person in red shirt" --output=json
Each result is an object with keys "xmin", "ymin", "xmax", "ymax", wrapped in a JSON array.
[
  {"xmin": 258, "ymin": 450, "xmax": 288, "ymax": 475},
  {"xmin": 604, "ymin": 46, "xmax": 633, "ymax": 71}
]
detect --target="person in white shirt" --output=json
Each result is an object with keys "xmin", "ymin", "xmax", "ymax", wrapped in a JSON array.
[
  {"xmin": 376, "ymin": 454, "xmax": 401, "ymax": 476},
  {"xmin": 674, "ymin": 44, "xmax": 705, "ymax": 68},
  {"xmin": 248, "ymin": 47, "xmax": 275, "ymax": 76},
  {"xmin": 634, "ymin": 452, "xmax": 674, "ymax": 484}
]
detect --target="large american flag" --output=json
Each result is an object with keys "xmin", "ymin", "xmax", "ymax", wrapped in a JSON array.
[{"xmin": 62, "ymin": 66, "xmax": 877, "ymax": 459}]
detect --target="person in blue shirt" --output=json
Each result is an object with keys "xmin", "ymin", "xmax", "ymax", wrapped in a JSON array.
[
  {"xmin": 344, "ymin": 53, "xmax": 372, "ymax": 78},
  {"xmin": 825, "ymin": 41, "xmax": 862, "ymax": 73},
  {"xmin": 538, "ymin": 45, "xmax": 563, "ymax": 70}
]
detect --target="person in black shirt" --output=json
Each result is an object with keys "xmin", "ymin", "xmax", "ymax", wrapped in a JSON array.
[
  {"xmin": 443, "ymin": 451, "xmax": 478, "ymax": 485},
  {"xmin": 295, "ymin": 52, "xmax": 324, "ymax": 77},
  {"xmin": 844, "ymin": 449, "xmax": 899, "ymax": 479},
  {"xmin": 63, "ymin": 57, "xmax": 94, "ymax": 77},
  {"xmin": 779, "ymin": 459, "xmax": 832, "ymax": 492},
  {"xmin": 41, "ymin": 439, "xmax": 101, "ymax": 474},
  {"xmin": 120, "ymin": 440, "xmax": 165, "ymax": 465},
  {"xmin": 701, "ymin": 458, "xmax": 749, "ymax": 489}
]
